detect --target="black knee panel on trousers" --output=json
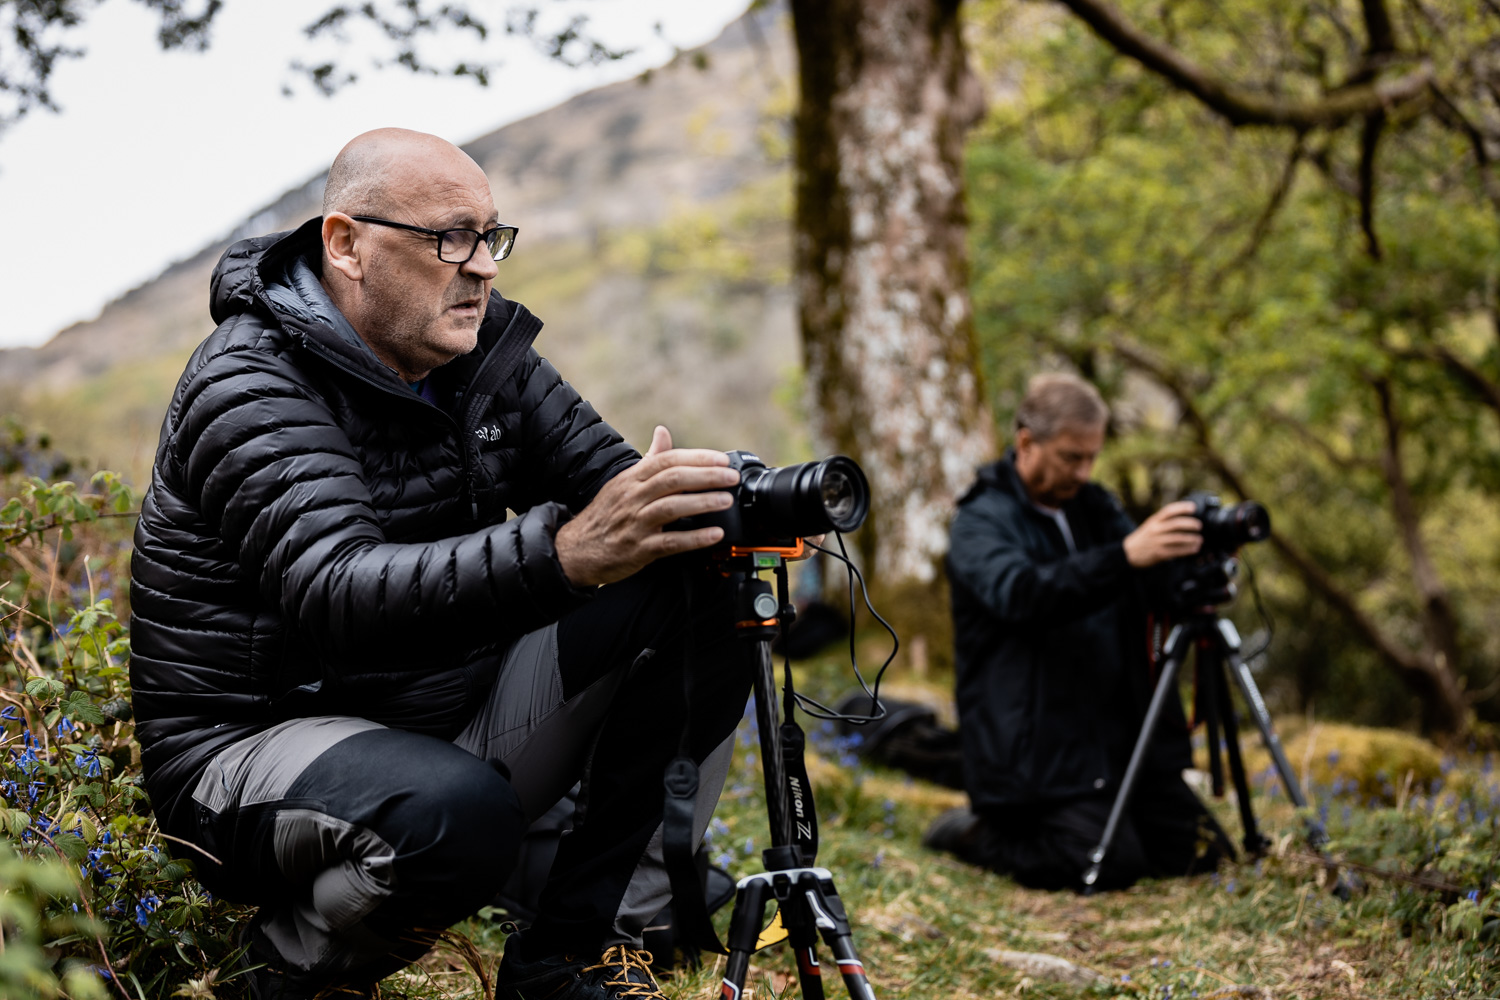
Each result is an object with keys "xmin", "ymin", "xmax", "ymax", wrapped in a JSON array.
[{"xmin": 282, "ymin": 729, "xmax": 528, "ymax": 930}]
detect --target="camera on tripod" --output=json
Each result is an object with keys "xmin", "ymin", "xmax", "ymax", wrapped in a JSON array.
[
  {"xmin": 1165, "ymin": 491, "xmax": 1271, "ymax": 610},
  {"xmin": 676, "ymin": 450, "xmax": 870, "ymax": 549}
]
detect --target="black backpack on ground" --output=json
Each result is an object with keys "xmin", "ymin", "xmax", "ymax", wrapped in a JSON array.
[{"xmin": 834, "ymin": 692, "xmax": 965, "ymax": 790}]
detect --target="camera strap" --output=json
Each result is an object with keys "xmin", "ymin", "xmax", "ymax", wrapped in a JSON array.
[
  {"xmin": 776, "ymin": 562, "xmax": 819, "ymax": 863},
  {"xmin": 779, "ymin": 719, "xmax": 819, "ymax": 862},
  {"xmin": 661, "ymin": 568, "xmax": 729, "ymax": 957}
]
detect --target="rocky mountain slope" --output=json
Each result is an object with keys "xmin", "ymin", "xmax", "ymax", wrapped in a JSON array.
[{"xmin": 0, "ymin": 4, "xmax": 800, "ymax": 484}]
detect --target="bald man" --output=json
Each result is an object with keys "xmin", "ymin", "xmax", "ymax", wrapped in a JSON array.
[{"xmin": 130, "ymin": 129, "xmax": 754, "ymax": 999}]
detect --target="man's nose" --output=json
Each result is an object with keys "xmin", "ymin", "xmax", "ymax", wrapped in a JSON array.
[{"xmin": 462, "ymin": 249, "xmax": 499, "ymax": 281}]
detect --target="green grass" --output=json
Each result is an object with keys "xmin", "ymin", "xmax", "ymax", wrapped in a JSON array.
[{"xmin": 382, "ymin": 647, "xmax": 1500, "ymax": 1000}]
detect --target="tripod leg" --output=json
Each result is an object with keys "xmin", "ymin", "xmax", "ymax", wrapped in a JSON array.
[
  {"xmin": 801, "ymin": 873, "xmax": 876, "ymax": 1000},
  {"xmin": 720, "ymin": 876, "xmax": 773, "ymax": 1000},
  {"xmin": 1218, "ymin": 623, "xmax": 1356, "ymax": 897},
  {"xmin": 1209, "ymin": 651, "xmax": 1266, "ymax": 855},
  {"xmin": 778, "ymin": 874, "xmax": 828, "ymax": 1000},
  {"xmin": 751, "ymin": 640, "xmax": 792, "ymax": 847},
  {"xmin": 1202, "ymin": 645, "xmax": 1225, "ymax": 797},
  {"xmin": 1219, "ymin": 626, "xmax": 1310, "ymax": 811},
  {"xmin": 1082, "ymin": 625, "xmax": 1189, "ymax": 890}
]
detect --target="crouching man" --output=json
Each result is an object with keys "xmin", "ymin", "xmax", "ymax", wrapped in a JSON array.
[
  {"xmin": 928, "ymin": 373, "xmax": 1234, "ymax": 890},
  {"xmin": 130, "ymin": 128, "xmax": 752, "ymax": 999}
]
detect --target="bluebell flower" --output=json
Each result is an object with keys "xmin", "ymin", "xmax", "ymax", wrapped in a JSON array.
[
  {"xmin": 872, "ymin": 849, "xmax": 884, "ymax": 869},
  {"xmin": 0, "ymin": 706, "xmax": 20, "ymax": 721},
  {"xmin": 1326, "ymin": 749, "xmax": 1341, "ymax": 765},
  {"xmin": 57, "ymin": 718, "xmax": 75, "ymax": 738},
  {"xmin": 0, "ymin": 778, "xmax": 15, "ymax": 798},
  {"xmin": 14, "ymin": 746, "xmax": 40, "ymax": 775},
  {"xmin": 134, "ymin": 893, "xmax": 161, "ymax": 928},
  {"xmin": 74, "ymin": 748, "xmax": 102, "ymax": 777},
  {"xmin": 1468, "ymin": 889, "xmax": 1480, "ymax": 903}
]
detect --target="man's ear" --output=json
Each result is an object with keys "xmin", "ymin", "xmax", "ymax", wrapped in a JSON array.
[
  {"xmin": 1015, "ymin": 427, "xmax": 1034, "ymax": 453},
  {"xmin": 322, "ymin": 213, "xmax": 364, "ymax": 281}
]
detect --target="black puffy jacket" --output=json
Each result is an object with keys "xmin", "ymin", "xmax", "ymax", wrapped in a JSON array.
[
  {"xmin": 946, "ymin": 453, "xmax": 1190, "ymax": 811},
  {"xmin": 129, "ymin": 219, "xmax": 637, "ymax": 838}
]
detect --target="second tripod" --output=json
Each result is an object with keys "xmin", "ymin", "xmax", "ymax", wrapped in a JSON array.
[{"xmin": 1083, "ymin": 608, "xmax": 1331, "ymax": 890}]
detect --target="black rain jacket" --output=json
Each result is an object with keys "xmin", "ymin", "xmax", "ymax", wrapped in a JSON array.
[
  {"xmin": 129, "ymin": 219, "xmax": 637, "ymax": 839},
  {"xmin": 946, "ymin": 453, "xmax": 1190, "ymax": 811}
]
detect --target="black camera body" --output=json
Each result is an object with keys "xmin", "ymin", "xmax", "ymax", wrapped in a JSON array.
[
  {"xmin": 675, "ymin": 450, "xmax": 870, "ymax": 548},
  {"xmin": 1164, "ymin": 492, "xmax": 1271, "ymax": 610}
]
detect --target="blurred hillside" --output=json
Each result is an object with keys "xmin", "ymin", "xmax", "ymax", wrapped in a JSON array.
[{"xmin": 0, "ymin": 4, "xmax": 801, "ymax": 486}]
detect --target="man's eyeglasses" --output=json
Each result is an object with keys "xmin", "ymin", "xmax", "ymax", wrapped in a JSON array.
[{"xmin": 351, "ymin": 216, "xmax": 519, "ymax": 264}]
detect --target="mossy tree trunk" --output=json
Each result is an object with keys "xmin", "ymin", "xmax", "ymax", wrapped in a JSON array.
[{"xmin": 790, "ymin": 0, "xmax": 996, "ymax": 618}]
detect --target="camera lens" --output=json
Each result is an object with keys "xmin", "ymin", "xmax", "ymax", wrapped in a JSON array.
[
  {"xmin": 822, "ymin": 467, "xmax": 858, "ymax": 526},
  {"xmin": 747, "ymin": 455, "xmax": 870, "ymax": 538},
  {"xmin": 1200, "ymin": 498, "xmax": 1270, "ymax": 550}
]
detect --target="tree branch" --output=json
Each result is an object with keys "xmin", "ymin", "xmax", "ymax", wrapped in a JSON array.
[
  {"xmin": 1387, "ymin": 342, "xmax": 1500, "ymax": 418},
  {"xmin": 1358, "ymin": 109, "xmax": 1386, "ymax": 259},
  {"xmin": 1053, "ymin": 0, "xmax": 1433, "ymax": 128},
  {"xmin": 1427, "ymin": 82, "xmax": 1500, "ymax": 215},
  {"xmin": 1370, "ymin": 375, "xmax": 1468, "ymax": 732},
  {"xmin": 1212, "ymin": 132, "xmax": 1305, "ymax": 284}
]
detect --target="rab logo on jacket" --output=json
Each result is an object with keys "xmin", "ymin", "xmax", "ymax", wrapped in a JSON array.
[{"xmin": 475, "ymin": 425, "xmax": 502, "ymax": 444}]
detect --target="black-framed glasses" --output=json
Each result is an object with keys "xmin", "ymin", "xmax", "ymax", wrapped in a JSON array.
[{"xmin": 351, "ymin": 215, "xmax": 519, "ymax": 263}]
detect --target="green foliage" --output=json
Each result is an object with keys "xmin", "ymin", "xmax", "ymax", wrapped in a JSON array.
[
  {"xmin": 964, "ymin": 0, "xmax": 1500, "ymax": 733},
  {"xmin": 0, "ymin": 426, "xmax": 250, "ymax": 999}
]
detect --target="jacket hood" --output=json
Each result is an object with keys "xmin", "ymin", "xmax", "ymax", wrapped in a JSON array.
[{"xmin": 209, "ymin": 217, "xmax": 321, "ymax": 326}]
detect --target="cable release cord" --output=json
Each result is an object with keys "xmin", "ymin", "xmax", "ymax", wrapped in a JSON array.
[
  {"xmin": 1238, "ymin": 550, "xmax": 1275, "ymax": 666},
  {"xmin": 782, "ymin": 531, "xmax": 898, "ymax": 726}
]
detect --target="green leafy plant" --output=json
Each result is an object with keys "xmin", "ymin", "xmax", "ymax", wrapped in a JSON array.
[{"xmin": 1, "ymin": 425, "xmax": 248, "ymax": 999}]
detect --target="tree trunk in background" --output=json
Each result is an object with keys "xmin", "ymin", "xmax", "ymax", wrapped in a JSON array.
[{"xmin": 790, "ymin": 0, "xmax": 995, "ymax": 638}]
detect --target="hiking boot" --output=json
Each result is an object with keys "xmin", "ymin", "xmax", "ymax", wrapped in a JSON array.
[
  {"xmin": 237, "ymin": 922, "xmax": 374, "ymax": 1000},
  {"xmin": 496, "ymin": 932, "xmax": 666, "ymax": 999},
  {"xmin": 923, "ymin": 805, "xmax": 982, "ymax": 861}
]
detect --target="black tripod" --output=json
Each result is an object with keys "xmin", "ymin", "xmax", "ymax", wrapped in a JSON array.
[
  {"xmin": 714, "ymin": 552, "xmax": 878, "ymax": 1000},
  {"xmin": 1082, "ymin": 606, "xmax": 1332, "ymax": 891}
]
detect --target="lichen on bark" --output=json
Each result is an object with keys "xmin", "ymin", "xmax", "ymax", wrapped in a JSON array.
[{"xmin": 792, "ymin": 0, "xmax": 995, "ymax": 603}]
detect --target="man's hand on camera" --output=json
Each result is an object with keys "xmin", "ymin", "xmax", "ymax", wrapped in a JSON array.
[
  {"xmin": 1123, "ymin": 500, "xmax": 1203, "ymax": 568},
  {"xmin": 555, "ymin": 425, "xmax": 740, "ymax": 588}
]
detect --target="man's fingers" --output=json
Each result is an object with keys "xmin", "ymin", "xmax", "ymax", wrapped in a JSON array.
[
  {"xmin": 646, "ymin": 425, "xmax": 673, "ymax": 456},
  {"xmin": 642, "ymin": 525, "xmax": 725, "ymax": 556},
  {"xmin": 639, "ymin": 490, "xmax": 734, "ymax": 526},
  {"xmin": 630, "ymin": 463, "xmax": 739, "ymax": 503},
  {"xmin": 630, "ymin": 446, "xmax": 733, "ymax": 484}
]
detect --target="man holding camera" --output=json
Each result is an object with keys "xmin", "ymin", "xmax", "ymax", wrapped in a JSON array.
[
  {"xmin": 130, "ymin": 128, "xmax": 754, "ymax": 999},
  {"xmin": 928, "ymin": 373, "xmax": 1233, "ymax": 890}
]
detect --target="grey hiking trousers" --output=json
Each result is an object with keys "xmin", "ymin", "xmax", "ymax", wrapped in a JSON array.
[{"xmin": 186, "ymin": 563, "xmax": 753, "ymax": 984}]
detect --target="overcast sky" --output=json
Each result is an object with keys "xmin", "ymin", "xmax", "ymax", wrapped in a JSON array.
[{"xmin": 0, "ymin": 0, "xmax": 748, "ymax": 349}]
